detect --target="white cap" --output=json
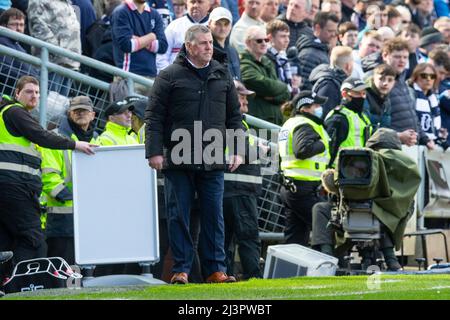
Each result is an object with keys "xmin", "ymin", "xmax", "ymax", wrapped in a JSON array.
[{"xmin": 209, "ymin": 7, "xmax": 233, "ymax": 23}]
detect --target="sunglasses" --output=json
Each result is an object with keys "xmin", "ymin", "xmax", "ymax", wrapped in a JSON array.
[
  {"xmin": 254, "ymin": 38, "xmax": 270, "ymax": 44},
  {"xmin": 419, "ymin": 73, "xmax": 436, "ymax": 80}
]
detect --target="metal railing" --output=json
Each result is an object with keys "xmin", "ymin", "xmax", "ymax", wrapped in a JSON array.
[
  {"xmin": 0, "ymin": 26, "xmax": 152, "ymax": 129},
  {"xmin": 245, "ymin": 116, "xmax": 286, "ymax": 241}
]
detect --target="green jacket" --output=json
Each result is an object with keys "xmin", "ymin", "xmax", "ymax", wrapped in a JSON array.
[
  {"xmin": 97, "ymin": 121, "xmax": 138, "ymax": 146},
  {"xmin": 240, "ymin": 50, "xmax": 290, "ymax": 126}
]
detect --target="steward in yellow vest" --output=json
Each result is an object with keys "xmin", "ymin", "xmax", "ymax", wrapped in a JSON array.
[
  {"xmin": 325, "ymin": 77, "xmax": 373, "ymax": 166},
  {"xmin": 0, "ymin": 76, "xmax": 96, "ymax": 280},
  {"xmin": 278, "ymin": 90, "xmax": 330, "ymax": 245},
  {"xmin": 97, "ymin": 98, "xmax": 139, "ymax": 146},
  {"xmin": 223, "ymin": 81, "xmax": 263, "ymax": 279},
  {"xmin": 40, "ymin": 96, "xmax": 98, "ymax": 265},
  {"xmin": 127, "ymin": 96, "xmax": 148, "ymax": 144}
]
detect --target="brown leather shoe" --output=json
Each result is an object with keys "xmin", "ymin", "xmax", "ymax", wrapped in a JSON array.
[
  {"xmin": 206, "ymin": 271, "xmax": 236, "ymax": 283},
  {"xmin": 170, "ymin": 272, "xmax": 188, "ymax": 284}
]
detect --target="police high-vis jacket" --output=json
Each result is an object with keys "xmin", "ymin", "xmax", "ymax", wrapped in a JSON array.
[
  {"xmin": 279, "ymin": 115, "xmax": 330, "ymax": 181},
  {"xmin": 97, "ymin": 121, "xmax": 139, "ymax": 146},
  {"xmin": 326, "ymin": 105, "xmax": 372, "ymax": 149}
]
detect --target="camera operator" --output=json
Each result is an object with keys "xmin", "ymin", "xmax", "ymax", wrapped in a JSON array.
[
  {"xmin": 325, "ymin": 77, "xmax": 373, "ymax": 167},
  {"xmin": 278, "ymin": 90, "xmax": 330, "ymax": 245},
  {"xmin": 311, "ymin": 128, "xmax": 412, "ymax": 271}
]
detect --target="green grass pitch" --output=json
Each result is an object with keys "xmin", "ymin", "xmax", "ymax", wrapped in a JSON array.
[{"xmin": 3, "ymin": 274, "xmax": 450, "ymax": 300}]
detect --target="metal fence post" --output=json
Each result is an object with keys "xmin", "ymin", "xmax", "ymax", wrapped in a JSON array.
[
  {"xmin": 417, "ymin": 147, "xmax": 426, "ymax": 230},
  {"xmin": 127, "ymin": 78, "xmax": 135, "ymax": 95},
  {"xmin": 39, "ymin": 47, "xmax": 49, "ymax": 128}
]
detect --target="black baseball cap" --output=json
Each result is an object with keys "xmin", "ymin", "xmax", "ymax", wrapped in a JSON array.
[
  {"xmin": 340, "ymin": 77, "xmax": 368, "ymax": 92},
  {"xmin": 295, "ymin": 90, "xmax": 328, "ymax": 110},
  {"xmin": 125, "ymin": 96, "xmax": 148, "ymax": 119},
  {"xmin": 105, "ymin": 98, "xmax": 135, "ymax": 117}
]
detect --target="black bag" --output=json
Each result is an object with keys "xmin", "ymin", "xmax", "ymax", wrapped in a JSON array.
[{"xmin": 2, "ymin": 257, "xmax": 82, "ymax": 294}]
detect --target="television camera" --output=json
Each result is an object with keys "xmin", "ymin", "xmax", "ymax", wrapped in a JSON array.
[{"xmin": 324, "ymin": 146, "xmax": 421, "ymax": 273}]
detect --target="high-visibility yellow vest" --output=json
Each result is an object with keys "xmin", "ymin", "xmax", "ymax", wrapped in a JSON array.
[
  {"xmin": 326, "ymin": 106, "xmax": 372, "ymax": 148},
  {"xmin": 278, "ymin": 115, "xmax": 330, "ymax": 181},
  {"xmin": 97, "ymin": 121, "xmax": 138, "ymax": 146},
  {"xmin": 0, "ymin": 103, "xmax": 42, "ymax": 187},
  {"xmin": 224, "ymin": 119, "xmax": 262, "ymax": 185},
  {"xmin": 138, "ymin": 124, "xmax": 145, "ymax": 144},
  {"xmin": 41, "ymin": 133, "xmax": 96, "ymax": 215}
]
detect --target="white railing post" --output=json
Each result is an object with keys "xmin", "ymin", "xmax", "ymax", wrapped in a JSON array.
[{"xmin": 39, "ymin": 47, "xmax": 49, "ymax": 127}]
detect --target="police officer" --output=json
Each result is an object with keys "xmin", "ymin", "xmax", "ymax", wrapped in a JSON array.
[
  {"xmin": 223, "ymin": 81, "xmax": 263, "ymax": 280},
  {"xmin": 40, "ymin": 96, "xmax": 98, "ymax": 265},
  {"xmin": 278, "ymin": 91, "xmax": 330, "ymax": 245},
  {"xmin": 325, "ymin": 77, "xmax": 372, "ymax": 166},
  {"xmin": 0, "ymin": 76, "xmax": 96, "ymax": 280},
  {"xmin": 97, "ymin": 99, "xmax": 139, "ymax": 146}
]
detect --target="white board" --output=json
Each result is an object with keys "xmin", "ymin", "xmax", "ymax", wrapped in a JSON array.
[{"xmin": 72, "ymin": 145, "xmax": 159, "ymax": 265}]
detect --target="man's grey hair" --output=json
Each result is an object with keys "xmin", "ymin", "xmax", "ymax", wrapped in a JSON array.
[
  {"xmin": 185, "ymin": 25, "xmax": 211, "ymax": 44},
  {"xmin": 290, "ymin": 0, "xmax": 312, "ymax": 13},
  {"xmin": 245, "ymin": 25, "xmax": 266, "ymax": 42}
]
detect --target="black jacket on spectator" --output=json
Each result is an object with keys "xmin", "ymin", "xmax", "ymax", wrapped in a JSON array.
[
  {"xmin": 296, "ymin": 35, "xmax": 330, "ymax": 90},
  {"xmin": 388, "ymin": 72, "xmax": 429, "ymax": 145},
  {"xmin": 0, "ymin": 36, "xmax": 39, "ymax": 96},
  {"xmin": 278, "ymin": 13, "xmax": 314, "ymax": 48},
  {"xmin": 145, "ymin": 45, "xmax": 244, "ymax": 171},
  {"xmin": 364, "ymin": 84, "xmax": 392, "ymax": 130},
  {"xmin": 85, "ymin": 19, "xmax": 110, "ymax": 58},
  {"xmin": 406, "ymin": 51, "xmax": 420, "ymax": 79},
  {"xmin": 341, "ymin": 4, "xmax": 354, "ymax": 22},
  {"xmin": 90, "ymin": 28, "xmax": 114, "ymax": 83},
  {"xmin": 212, "ymin": 37, "xmax": 241, "ymax": 80},
  {"xmin": 11, "ymin": 0, "xmax": 28, "ymax": 14},
  {"xmin": 309, "ymin": 64, "xmax": 348, "ymax": 118}
]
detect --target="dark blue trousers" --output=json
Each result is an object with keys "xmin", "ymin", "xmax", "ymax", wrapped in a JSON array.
[{"xmin": 164, "ymin": 170, "xmax": 227, "ymax": 278}]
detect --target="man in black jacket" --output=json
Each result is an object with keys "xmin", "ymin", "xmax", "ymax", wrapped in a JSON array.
[
  {"xmin": 0, "ymin": 76, "xmax": 96, "ymax": 281},
  {"xmin": 209, "ymin": 7, "xmax": 241, "ymax": 80},
  {"xmin": 309, "ymin": 46, "xmax": 354, "ymax": 118},
  {"xmin": 381, "ymin": 37, "xmax": 431, "ymax": 148},
  {"xmin": 145, "ymin": 25, "xmax": 245, "ymax": 284},
  {"xmin": 297, "ymin": 11, "xmax": 339, "ymax": 90},
  {"xmin": 277, "ymin": 0, "xmax": 314, "ymax": 48}
]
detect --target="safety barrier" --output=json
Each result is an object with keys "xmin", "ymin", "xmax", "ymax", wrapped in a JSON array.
[
  {"xmin": 0, "ymin": 27, "xmax": 152, "ymax": 129},
  {"xmin": 424, "ymin": 148, "xmax": 450, "ymax": 219}
]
